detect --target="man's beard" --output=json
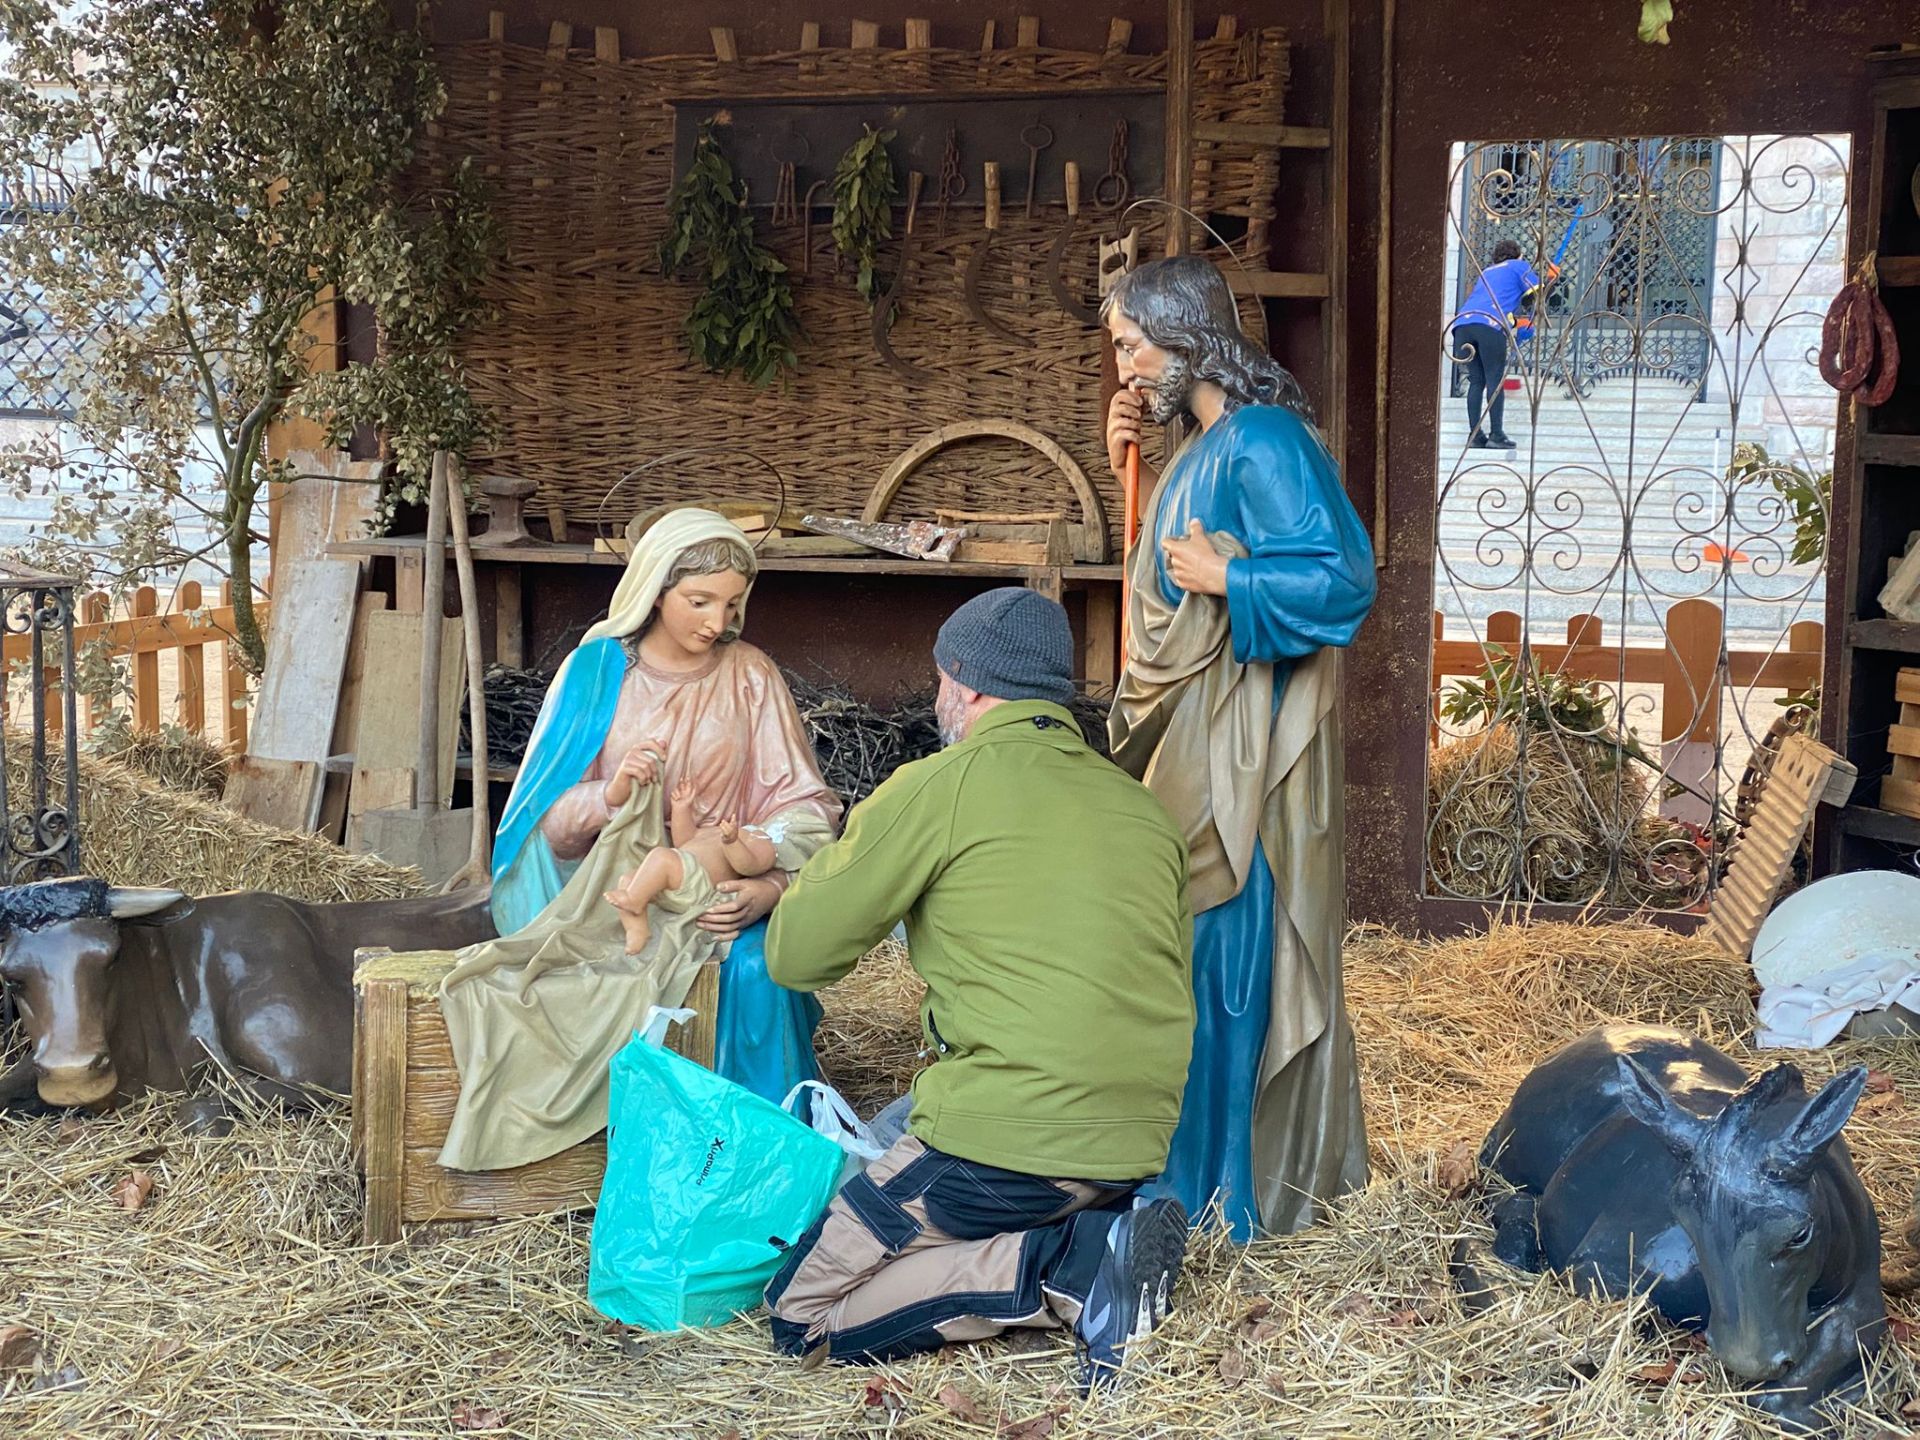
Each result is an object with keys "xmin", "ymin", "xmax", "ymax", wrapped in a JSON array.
[
  {"xmin": 935, "ymin": 684, "xmax": 968, "ymax": 748},
  {"xmin": 1142, "ymin": 353, "xmax": 1194, "ymax": 425}
]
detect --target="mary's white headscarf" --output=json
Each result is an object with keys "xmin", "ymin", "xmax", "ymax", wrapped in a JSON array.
[{"xmin": 582, "ymin": 507, "xmax": 757, "ymax": 645}]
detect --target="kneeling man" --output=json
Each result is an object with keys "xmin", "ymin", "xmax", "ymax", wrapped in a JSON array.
[{"xmin": 764, "ymin": 588, "xmax": 1195, "ymax": 1389}]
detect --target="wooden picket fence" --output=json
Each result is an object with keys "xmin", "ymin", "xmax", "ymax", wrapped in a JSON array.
[
  {"xmin": 1430, "ymin": 597, "xmax": 1824, "ymax": 743},
  {"xmin": 3, "ymin": 581, "xmax": 265, "ymax": 749}
]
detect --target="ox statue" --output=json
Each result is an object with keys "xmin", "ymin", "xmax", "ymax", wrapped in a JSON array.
[
  {"xmin": 0, "ymin": 876, "xmax": 493, "ymax": 1115},
  {"xmin": 1464, "ymin": 1024, "xmax": 1883, "ymax": 1431}
]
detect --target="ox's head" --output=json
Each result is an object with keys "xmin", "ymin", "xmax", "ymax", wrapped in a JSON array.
[
  {"xmin": 1619, "ymin": 1055, "xmax": 1868, "ymax": 1384},
  {"xmin": 0, "ymin": 879, "xmax": 186, "ymax": 1106}
]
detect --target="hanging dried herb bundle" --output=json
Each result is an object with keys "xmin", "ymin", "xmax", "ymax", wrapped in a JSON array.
[
  {"xmin": 831, "ymin": 125, "xmax": 899, "ymax": 305},
  {"xmin": 659, "ymin": 122, "xmax": 799, "ymax": 386}
]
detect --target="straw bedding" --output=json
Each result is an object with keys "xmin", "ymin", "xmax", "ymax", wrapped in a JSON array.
[{"xmin": 5, "ymin": 920, "xmax": 1920, "ymax": 1437}]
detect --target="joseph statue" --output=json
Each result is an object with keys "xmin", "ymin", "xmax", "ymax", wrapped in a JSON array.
[{"xmin": 1102, "ymin": 255, "xmax": 1376, "ymax": 1240}]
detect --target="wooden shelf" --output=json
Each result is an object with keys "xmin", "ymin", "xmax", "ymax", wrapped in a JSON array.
[
  {"xmin": 1834, "ymin": 803, "xmax": 1920, "ymax": 847},
  {"xmin": 324, "ymin": 536, "xmax": 1122, "ymax": 583},
  {"xmin": 1225, "ymin": 270, "xmax": 1331, "ymax": 299},
  {"xmin": 1849, "ymin": 619, "xmax": 1920, "ymax": 654},
  {"xmin": 1860, "ymin": 433, "xmax": 1920, "ymax": 466}
]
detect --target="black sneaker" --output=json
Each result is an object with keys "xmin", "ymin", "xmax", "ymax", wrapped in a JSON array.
[
  {"xmin": 1489, "ymin": 433, "xmax": 1518, "ymax": 449},
  {"xmin": 1467, "ymin": 432, "xmax": 1494, "ymax": 449},
  {"xmin": 1074, "ymin": 1197, "xmax": 1188, "ymax": 1393}
]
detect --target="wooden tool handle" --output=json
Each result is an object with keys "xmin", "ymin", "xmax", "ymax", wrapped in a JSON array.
[
  {"xmin": 904, "ymin": 171, "xmax": 925, "ymax": 235},
  {"xmin": 1121, "ymin": 439, "xmax": 1141, "ymax": 660},
  {"xmin": 1064, "ymin": 160, "xmax": 1080, "ymax": 218},
  {"xmin": 983, "ymin": 161, "xmax": 1001, "ymax": 231}
]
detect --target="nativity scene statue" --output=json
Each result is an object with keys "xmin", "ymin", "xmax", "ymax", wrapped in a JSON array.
[
  {"xmin": 1103, "ymin": 255, "xmax": 1377, "ymax": 1241},
  {"xmin": 434, "ymin": 508, "xmax": 841, "ymax": 1173}
]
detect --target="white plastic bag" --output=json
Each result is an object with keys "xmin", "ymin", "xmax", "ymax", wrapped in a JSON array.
[{"xmin": 782, "ymin": 1080, "xmax": 887, "ymax": 1186}]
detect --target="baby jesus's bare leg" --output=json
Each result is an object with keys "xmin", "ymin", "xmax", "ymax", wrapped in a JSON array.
[
  {"xmin": 603, "ymin": 847, "xmax": 687, "ymax": 955},
  {"xmin": 717, "ymin": 816, "xmax": 777, "ymax": 877}
]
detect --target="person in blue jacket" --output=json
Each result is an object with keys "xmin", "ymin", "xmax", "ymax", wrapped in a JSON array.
[{"xmin": 1450, "ymin": 238, "xmax": 1547, "ymax": 450}]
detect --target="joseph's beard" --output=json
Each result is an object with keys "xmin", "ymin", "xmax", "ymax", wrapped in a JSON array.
[
  {"xmin": 1141, "ymin": 354, "xmax": 1194, "ymax": 425},
  {"xmin": 935, "ymin": 688, "xmax": 967, "ymax": 748}
]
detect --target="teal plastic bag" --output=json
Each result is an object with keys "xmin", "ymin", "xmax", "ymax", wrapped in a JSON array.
[{"xmin": 589, "ymin": 1031, "xmax": 843, "ymax": 1331}]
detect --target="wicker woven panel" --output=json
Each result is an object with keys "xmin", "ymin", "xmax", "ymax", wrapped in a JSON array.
[{"xmin": 418, "ymin": 29, "xmax": 1292, "ymax": 538}]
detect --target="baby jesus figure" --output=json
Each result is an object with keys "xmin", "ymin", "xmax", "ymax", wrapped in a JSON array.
[{"xmin": 603, "ymin": 781, "xmax": 778, "ymax": 955}]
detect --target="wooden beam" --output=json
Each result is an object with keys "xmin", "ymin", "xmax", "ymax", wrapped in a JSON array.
[
  {"xmin": 1164, "ymin": 0, "xmax": 1194, "ymax": 257},
  {"xmin": 850, "ymin": 19, "xmax": 880, "ymax": 48},
  {"xmin": 487, "ymin": 10, "xmax": 504, "ymax": 42},
  {"xmin": 1372, "ymin": 0, "xmax": 1395, "ymax": 568},
  {"xmin": 1193, "ymin": 120, "xmax": 1330, "ymax": 149},
  {"xmin": 1106, "ymin": 18, "xmax": 1133, "ymax": 53},
  {"xmin": 1225, "ymin": 270, "xmax": 1330, "ymax": 298},
  {"xmin": 594, "ymin": 26, "xmax": 619, "ymax": 61},
  {"xmin": 1016, "ymin": 16, "xmax": 1041, "ymax": 47},
  {"xmin": 1215, "ymin": 15, "xmax": 1239, "ymax": 38},
  {"xmin": 905, "ymin": 18, "xmax": 932, "ymax": 49},
  {"xmin": 1324, "ymin": 0, "xmax": 1351, "ymax": 469},
  {"xmin": 710, "ymin": 26, "xmax": 738, "ymax": 61},
  {"xmin": 1879, "ymin": 255, "xmax": 1920, "ymax": 286}
]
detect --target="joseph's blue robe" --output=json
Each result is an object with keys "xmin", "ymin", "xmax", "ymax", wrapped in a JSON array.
[
  {"xmin": 490, "ymin": 637, "xmax": 822, "ymax": 1104},
  {"xmin": 1142, "ymin": 404, "xmax": 1375, "ymax": 1240}
]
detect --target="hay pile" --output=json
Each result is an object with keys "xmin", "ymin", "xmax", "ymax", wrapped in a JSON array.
[
  {"xmin": 4, "ymin": 921, "xmax": 1920, "ymax": 1438},
  {"xmin": 4, "ymin": 746, "xmax": 421, "ymax": 902},
  {"xmin": 1427, "ymin": 724, "xmax": 1700, "ymax": 908},
  {"xmin": 86, "ymin": 726, "xmax": 232, "ymax": 799}
]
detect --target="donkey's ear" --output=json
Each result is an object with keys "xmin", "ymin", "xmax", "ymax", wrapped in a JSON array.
[
  {"xmin": 1767, "ymin": 1065, "xmax": 1867, "ymax": 1180},
  {"xmin": 1616, "ymin": 1055, "xmax": 1709, "ymax": 1158}
]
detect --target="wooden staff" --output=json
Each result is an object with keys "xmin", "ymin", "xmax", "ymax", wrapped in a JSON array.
[{"xmin": 1121, "ymin": 438, "xmax": 1141, "ymax": 659}]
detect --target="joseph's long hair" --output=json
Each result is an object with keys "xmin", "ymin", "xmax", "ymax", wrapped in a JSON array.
[{"xmin": 1100, "ymin": 255, "xmax": 1313, "ymax": 421}]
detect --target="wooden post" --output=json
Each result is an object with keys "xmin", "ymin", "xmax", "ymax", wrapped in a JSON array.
[
  {"xmin": 1661, "ymin": 597, "xmax": 1723, "ymax": 827},
  {"xmin": 1105, "ymin": 18, "xmax": 1133, "ymax": 54},
  {"xmin": 132, "ymin": 585, "xmax": 160, "ymax": 732},
  {"xmin": 850, "ymin": 19, "xmax": 879, "ymax": 49},
  {"xmin": 1325, "ymin": 0, "xmax": 1351, "ymax": 473},
  {"xmin": 1372, "ymin": 0, "xmax": 1396, "ymax": 567},
  {"xmin": 710, "ymin": 26, "xmax": 738, "ymax": 61},
  {"xmin": 357, "ymin": 976, "xmax": 409, "ymax": 1245},
  {"xmin": 1164, "ymin": 0, "xmax": 1194, "ymax": 258},
  {"xmin": 178, "ymin": 579, "xmax": 205, "ymax": 735},
  {"xmin": 417, "ymin": 453, "xmax": 449, "ymax": 810},
  {"xmin": 1084, "ymin": 584, "xmax": 1120, "ymax": 692},
  {"xmin": 79, "ymin": 593, "xmax": 108, "ymax": 733},
  {"xmin": 494, "ymin": 567, "xmax": 524, "ymax": 668}
]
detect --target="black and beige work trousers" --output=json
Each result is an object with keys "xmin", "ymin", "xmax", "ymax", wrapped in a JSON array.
[{"xmin": 764, "ymin": 1135, "xmax": 1142, "ymax": 1363}]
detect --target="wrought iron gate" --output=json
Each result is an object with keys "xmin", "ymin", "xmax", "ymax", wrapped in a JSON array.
[
  {"xmin": 1452, "ymin": 138, "xmax": 1720, "ymax": 399},
  {"xmin": 1428, "ymin": 134, "xmax": 1846, "ymax": 911}
]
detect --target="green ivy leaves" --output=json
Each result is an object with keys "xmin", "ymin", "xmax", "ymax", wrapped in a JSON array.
[
  {"xmin": 659, "ymin": 121, "xmax": 798, "ymax": 387},
  {"xmin": 831, "ymin": 125, "xmax": 898, "ymax": 306}
]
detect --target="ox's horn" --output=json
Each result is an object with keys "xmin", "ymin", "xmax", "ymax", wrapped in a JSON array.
[{"xmin": 105, "ymin": 887, "xmax": 187, "ymax": 919}]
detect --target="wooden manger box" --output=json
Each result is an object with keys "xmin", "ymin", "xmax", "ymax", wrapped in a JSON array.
[{"xmin": 351, "ymin": 947, "xmax": 720, "ymax": 1245}]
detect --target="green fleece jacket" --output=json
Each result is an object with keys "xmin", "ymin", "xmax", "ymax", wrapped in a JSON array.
[{"xmin": 766, "ymin": 700, "xmax": 1194, "ymax": 1181}]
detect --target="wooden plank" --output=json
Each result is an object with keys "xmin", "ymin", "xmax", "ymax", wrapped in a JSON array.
[
  {"xmin": 132, "ymin": 587, "xmax": 160, "ymax": 731},
  {"xmin": 1324, "ymin": 0, "xmax": 1351, "ymax": 472},
  {"xmin": 850, "ymin": 19, "xmax": 879, "ymax": 48},
  {"xmin": 177, "ymin": 579, "xmax": 205, "ymax": 734},
  {"xmin": 223, "ymin": 756, "xmax": 323, "ymax": 832},
  {"xmin": 1084, "ymin": 583, "xmax": 1120, "ymax": 691},
  {"xmin": 904, "ymin": 18, "xmax": 931, "ymax": 49},
  {"xmin": 1879, "ymin": 255, "xmax": 1920, "ymax": 287},
  {"xmin": 319, "ymin": 592, "xmax": 390, "ymax": 843},
  {"xmin": 346, "ymin": 765, "xmax": 416, "ymax": 852},
  {"xmin": 1192, "ymin": 120, "xmax": 1331, "ymax": 149},
  {"xmin": 1660, "ymin": 596, "xmax": 1722, "ymax": 744},
  {"xmin": 1105, "ymin": 18, "xmax": 1133, "ymax": 53},
  {"xmin": 1899, "ymin": 669, "xmax": 1920, "ymax": 705},
  {"xmin": 352, "ymin": 610, "xmax": 465, "ymax": 807},
  {"xmin": 493, "ymin": 567, "xmax": 524, "ymax": 668},
  {"xmin": 1372, "ymin": 0, "xmax": 1396, "ymax": 568},
  {"xmin": 710, "ymin": 25, "xmax": 738, "ymax": 60},
  {"xmin": 1884, "ymin": 776, "xmax": 1920, "ymax": 820},
  {"xmin": 1225, "ymin": 270, "xmax": 1331, "ymax": 298},
  {"xmin": 360, "ymin": 978, "xmax": 409, "ymax": 1244},
  {"xmin": 403, "ymin": 1141, "xmax": 604, "ymax": 1222},
  {"xmin": 248, "ymin": 559, "xmax": 360, "ymax": 765},
  {"xmin": 1015, "ymin": 15, "xmax": 1040, "ymax": 47},
  {"xmin": 407, "ymin": 1000, "xmax": 457, "ymax": 1070},
  {"xmin": 1163, "ymin": 0, "xmax": 1193, "ymax": 258},
  {"xmin": 403, "ymin": 1064, "xmax": 461, "ymax": 1148},
  {"xmin": 593, "ymin": 26, "xmax": 619, "ymax": 61},
  {"xmin": 1889, "ymin": 724, "xmax": 1920, "ymax": 759}
]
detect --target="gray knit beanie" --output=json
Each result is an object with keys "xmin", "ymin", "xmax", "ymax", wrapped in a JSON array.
[{"xmin": 934, "ymin": 588, "xmax": 1076, "ymax": 705}]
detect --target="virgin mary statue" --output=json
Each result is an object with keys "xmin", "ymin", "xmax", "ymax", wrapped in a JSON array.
[{"xmin": 437, "ymin": 509, "xmax": 841, "ymax": 1171}]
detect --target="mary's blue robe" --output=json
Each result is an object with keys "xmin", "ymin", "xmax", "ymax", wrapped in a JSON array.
[{"xmin": 1143, "ymin": 404, "xmax": 1375, "ymax": 1240}]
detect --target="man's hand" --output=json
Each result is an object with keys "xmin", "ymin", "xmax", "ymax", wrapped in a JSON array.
[
  {"xmin": 603, "ymin": 745, "xmax": 662, "ymax": 810},
  {"xmin": 1162, "ymin": 519, "xmax": 1230, "ymax": 596},
  {"xmin": 1105, "ymin": 386, "xmax": 1145, "ymax": 478},
  {"xmin": 696, "ymin": 875, "xmax": 782, "ymax": 940}
]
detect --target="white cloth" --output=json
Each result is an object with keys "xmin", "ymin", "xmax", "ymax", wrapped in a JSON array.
[{"xmin": 1757, "ymin": 959, "xmax": 1920, "ymax": 1049}]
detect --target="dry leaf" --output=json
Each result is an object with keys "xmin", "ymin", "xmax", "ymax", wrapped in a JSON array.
[
  {"xmin": 1238, "ymin": 1298, "xmax": 1274, "ymax": 1327},
  {"xmin": 1867, "ymin": 1069, "xmax": 1897, "ymax": 1094},
  {"xmin": 112, "ymin": 1170, "xmax": 154, "ymax": 1213},
  {"xmin": 1332, "ymin": 1293, "xmax": 1378, "ymax": 1321},
  {"xmin": 56, "ymin": 1115, "xmax": 85, "ymax": 1142},
  {"xmin": 1632, "ymin": 1361, "xmax": 1678, "ymax": 1384},
  {"xmin": 452, "ymin": 1400, "xmax": 505, "ymax": 1431},
  {"xmin": 862, "ymin": 1374, "xmax": 907, "ymax": 1415},
  {"xmin": 999, "ymin": 1412, "xmax": 1059, "ymax": 1440},
  {"xmin": 0, "ymin": 1325, "xmax": 41, "ymax": 1375},
  {"xmin": 1891, "ymin": 1316, "xmax": 1918, "ymax": 1345},
  {"xmin": 1245, "ymin": 1319, "xmax": 1282, "ymax": 1345},
  {"xmin": 1436, "ymin": 1139, "xmax": 1478, "ymax": 1199},
  {"xmin": 1262, "ymin": 1369, "xmax": 1288, "ymax": 1397},
  {"xmin": 1387, "ymin": 1308, "xmax": 1426, "ymax": 1328},
  {"xmin": 715, "ymin": 1431, "xmax": 742, "ymax": 1440},
  {"xmin": 938, "ymin": 1385, "xmax": 982, "ymax": 1423},
  {"xmin": 1216, "ymin": 1347, "xmax": 1249, "ymax": 1386},
  {"xmin": 1900, "ymin": 1393, "xmax": 1920, "ymax": 1420}
]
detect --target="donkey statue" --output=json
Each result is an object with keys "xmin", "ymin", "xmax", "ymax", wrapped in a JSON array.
[{"xmin": 1463, "ymin": 1024, "xmax": 1884, "ymax": 1430}]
